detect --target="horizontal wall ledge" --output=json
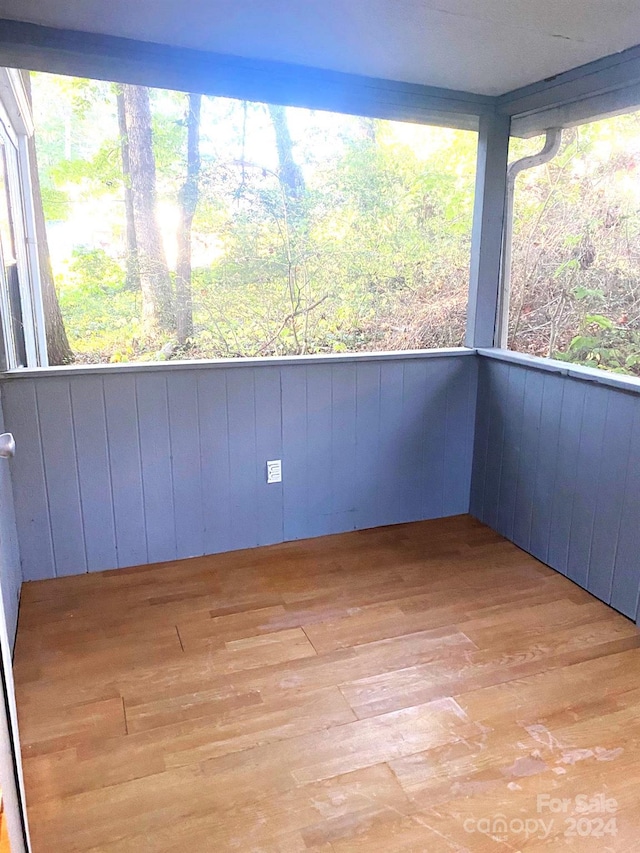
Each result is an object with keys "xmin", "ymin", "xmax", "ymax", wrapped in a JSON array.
[
  {"xmin": 0, "ymin": 347, "xmax": 476, "ymax": 380},
  {"xmin": 477, "ymin": 347, "xmax": 640, "ymax": 396}
]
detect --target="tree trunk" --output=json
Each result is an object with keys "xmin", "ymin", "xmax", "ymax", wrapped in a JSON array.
[
  {"xmin": 267, "ymin": 105, "xmax": 305, "ymax": 200},
  {"xmin": 116, "ymin": 86, "xmax": 139, "ymax": 291},
  {"xmin": 267, "ymin": 103, "xmax": 309, "ymax": 353},
  {"xmin": 175, "ymin": 93, "xmax": 201, "ymax": 345},
  {"xmin": 23, "ymin": 72, "xmax": 74, "ymax": 365},
  {"xmin": 361, "ymin": 117, "xmax": 377, "ymax": 143},
  {"xmin": 121, "ymin": 84, "xmax": 173, "ymax": 336}
]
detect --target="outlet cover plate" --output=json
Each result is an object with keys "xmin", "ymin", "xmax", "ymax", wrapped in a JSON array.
[{"xmin": 266, "ymin": 459, "xmax": 282, "ymax": 484}]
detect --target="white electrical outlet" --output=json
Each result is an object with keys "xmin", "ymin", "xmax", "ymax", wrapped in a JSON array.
[{"xmin": 266, "ymin": 459, "xmax": 282, "ymax": 484}]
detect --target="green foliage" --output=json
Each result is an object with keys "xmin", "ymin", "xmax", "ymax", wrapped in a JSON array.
[
  {"xmin": 508, "ymin": 114, "xmax": 640, "ymax": 375},
  {"xmin": 57, "ymin": 248, "xmax": 142, "ymax": 360},
  {"xmin": 555, "ymin": 324, "xmax": 640, "ymax": 376},
  {"xmin": 30, "ymin": 70, "xmax": 640, "ymax": 374},
  {"xmin": 50, "ymin": 142, "xmax": 121, "ymax": 191},
  {"xmin": 152, "ymin": 110, "xmax": 187, "ymax": 187},
  {"xmin": 40, "ymin": 185, "xmax": 70, "ymax": 222},
  {"xmin": 186, "ymin": 127, "xmax": 474, "ymax": 357}
]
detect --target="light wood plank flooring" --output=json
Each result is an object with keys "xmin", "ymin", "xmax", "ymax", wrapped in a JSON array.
[{"xmin": 13, "ymin": 515, "xmax": 640, "ymax": 851}]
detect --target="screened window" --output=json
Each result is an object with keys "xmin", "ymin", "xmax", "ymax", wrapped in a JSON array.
[
  {"xmin": 28, "ymin": 71, "xmax": 478, "ymax": 365},
  {"xmin": 506, "ymin": 109, "xmax": 640, "ymax": 377}
]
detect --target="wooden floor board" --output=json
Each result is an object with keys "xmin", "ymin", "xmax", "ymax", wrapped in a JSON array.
[{"xmin": 13, "ymin": 515, "xmax": 640, "ymax": 851}]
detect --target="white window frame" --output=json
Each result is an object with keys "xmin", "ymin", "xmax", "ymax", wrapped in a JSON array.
[{"xmin": 0, "ymin": 68, "xmax": 47, "ymax": 368}]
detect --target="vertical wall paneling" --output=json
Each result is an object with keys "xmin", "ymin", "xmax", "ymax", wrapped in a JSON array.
[
  {"xmin": 197, "ymin": 369, "xmax": 232, "ymax": 555},
  {"xmin": 610, "ymin": 399, "xmax": 640, "ymax": 620},
  {"xmin": 1, "ymin": 380, "xmax": 54, "ymax": 581},
  {"xmin": 330, "ymin": 363, "xmax": 358, "ymax": 533},
  {"xmin": 462, "ymin": 356, "xmax": 479, "ymax": 511},
  {"xmin": 587, "ymin": 390, "xmax": 636, "ymax": 604},
  {"xmin": 480, "ymin": 360, "xmax": 508, "ymax": 531},
  {"xmin": 36, "ymin": 378, "xmax": 87, "ymax": 576},
  {"xmin": 167, "ymin": 370, "xmax": 205, "ymax": 559},
  {"xmin": 469, "ymin": 359, "xmax": 491, "ymax": 520},
  {"xmin": 495, "ymin": 365, "xmax": 526, "ymax": 542},
  {"xmin": 3, "ymin": 352, "xmax": 477, "ymax": 579},
  {"xmin": 353, "ymin": 361, "xmax": 381, "ymax": 531},
  {"xmin": 512, "ymin": 369, "xmax": 545, "ymax": 552},
  {"xmin": 225, "ymin": 367, "xmax": 259, "ymax": 551},
  {"xmin": 103, "ymin": 373, "xmax": 148, "ymax": 568},
  {"xmin": 443, "ymin": 358, "xmax": 475, "ymax": 517},
  {"xmin": 378, "ymin": 361, "xmax": 406, "ymax": 527},
  {"xmin": 253, "ymin": 366, "xmax": 284, "ymax": 546},
  {"xmin": 546, "ymin": 380, "xmax": 587, "ymax": 576},
  {"xmin": 401, "ymin": 360, "xmax": 429, "ymax": 522},
  {"xmin": 528, "ymin": 373, "xmax": 564, "ymax": 564},
  {"xmin": 12, "ymin": 350, "xmax": 640, "ymax": 616},
  {"xmin": 70, "ymin": 377, "xmax": 117, "ymax": 572},
  {"xmin": 472, "ymin": 354, "xmax": 640, "ymax": 623},
  {"xmin": 135, "ymin": 373, "xmax": 176, "ymax": 564},
  {"xmin": 421, "ymin": 359, "xmax": 448, "ymax": 520},
  {"xmin": 566, "ymin": 386, "xmax": 609, "ymax": 589},
  {"xmin": 305, "ymin": 365, "xmax": 333, "ymax": 538},
  {"xmin": 280, "ymin": 365, "xmax": 308, "ymax": 542}
]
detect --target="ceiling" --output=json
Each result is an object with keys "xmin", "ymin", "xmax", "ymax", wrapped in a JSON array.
[{"xmin": 0, "ymin": 0, "xmax": 639, "ymax": 96}]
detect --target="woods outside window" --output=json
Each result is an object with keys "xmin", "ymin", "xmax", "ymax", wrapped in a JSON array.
[{"xmin": 13, "ymin": 71, "xmax": 479, "ymax": 366}]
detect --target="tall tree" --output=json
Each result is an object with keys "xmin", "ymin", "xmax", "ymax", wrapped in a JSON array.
[
  {"xmin": 267, "ymin": 105, "xmax": 305, "ymax": 200},
  {"xmin": 23, "ymin": 72, "xmax": 74, "ymax": 365},
  {"xmin": 360, "ymin": 117, "xmax": 377, "ymax": 143},
  {"xmin": 267, "ymin": 103, "xmax": 311, "ymax": 353},
  {"xmin": 175, "ymin": 94, "xmax": 202, "ymax": 345},
  {"xmin": 120, "ymin": 84, "xmax": 173, "ymax": 335},
  {"xmin": 116, "ymin": 86, "xmax": 139, "ymax": 291}
]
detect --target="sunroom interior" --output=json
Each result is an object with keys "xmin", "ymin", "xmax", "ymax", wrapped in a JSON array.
[{"xmin": 0, "ymin": 2, "xmax": 639, "ymax": 851}]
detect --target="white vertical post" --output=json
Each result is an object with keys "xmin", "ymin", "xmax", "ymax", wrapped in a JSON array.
[
  {"xmin": 17, "ymin": 134, "xmax": 48, "ymax": 367},
  {"xmin": 465, "ymin": 113, "xmax": 510, "ymax": 349},
  {"xmin": 6, "ymin": 140, "xmax": 38, "ymax": 367}
]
